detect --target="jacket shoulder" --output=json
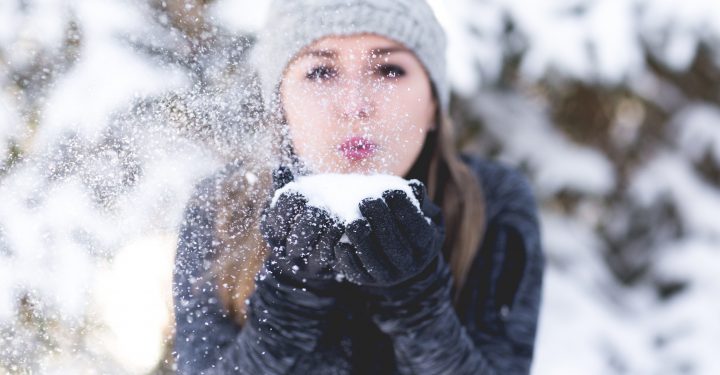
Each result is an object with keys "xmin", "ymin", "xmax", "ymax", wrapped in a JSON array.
[
  {"xmin": 457, "ymin": 154, "xmax": 545, "ymax": 363},
  {"xmin": 459, "ymin": 153, "xmax": 538, "ymax": 222}
]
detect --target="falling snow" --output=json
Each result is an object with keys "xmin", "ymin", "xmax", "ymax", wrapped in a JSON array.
[{"xmin": 0, "ymin": 0, "xmax": 719, "ymax": 374}]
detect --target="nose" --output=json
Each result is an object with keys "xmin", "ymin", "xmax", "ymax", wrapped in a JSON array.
[{"xmin": 338, "ymin": 73, "xmax": 375, "ymax": 123}]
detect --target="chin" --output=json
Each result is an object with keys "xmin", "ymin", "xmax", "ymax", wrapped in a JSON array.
[
  {"xmin": 354, "ymin": 164, "xmax": 402, "ymax": 176},
  {"xmin": 311, "ymin": 156, "xmax": 401, "ymax": 176}
]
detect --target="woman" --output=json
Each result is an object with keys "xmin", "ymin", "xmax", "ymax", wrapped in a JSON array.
[{"xmin": 173, "ymin": 0, "xmax": 544, "ymax": 374}]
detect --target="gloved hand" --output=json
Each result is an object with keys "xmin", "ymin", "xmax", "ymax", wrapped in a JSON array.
[
  {"xmin": 333, "ymin": 180, "xmax": 446, "ymax": 295},
  {"xmin": 259, "ymin": 166, "xmax": 345, "ymax": 291},
  {"xmin": 225, "ymin": 165, "xmax": 343, "ymax": 374}
]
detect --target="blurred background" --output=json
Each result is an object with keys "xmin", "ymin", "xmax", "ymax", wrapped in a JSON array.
[{"xmin": 1, "ymin": 0, "xmax": 719, "ymax": 374}]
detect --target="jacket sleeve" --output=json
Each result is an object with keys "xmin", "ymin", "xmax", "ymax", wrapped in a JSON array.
[
  {"xmin": 369, "ymin": 158, "xmax": 545, "ymax": 375},
  {"xmin": 172, "ymin": 174, "xmax": 337, "ymax": 375}
]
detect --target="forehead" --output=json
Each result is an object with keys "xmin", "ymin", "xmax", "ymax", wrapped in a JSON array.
[{"xmin": 298, "ymin": 33, "xmax": 407, "ymax": 58}]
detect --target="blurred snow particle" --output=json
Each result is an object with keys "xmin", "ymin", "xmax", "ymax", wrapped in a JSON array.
[
  {"xmin": 672, "ymin": 104, "xmax": 720, "ymax": 164},
  {"xmin": 207, "ymin": 0, "xmax": 271, "ymax": 33},
  {"xmin": 470, "ymin": 91, "xmax": 616, "ymax": 197},
  {"xmin": 630, "ymin": 151, "xmax": 720, "ymax": 237},
  {"xmin": 91, "ymin": 234, "xmax": 177, "ymax": 374}
]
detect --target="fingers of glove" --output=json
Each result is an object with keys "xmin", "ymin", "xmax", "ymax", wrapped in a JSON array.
[
  {"xmin": 264, "ymin": 243, "xmax": 293, "ymax": 277},
  {"xmin": 264, "ymin": 192, "xmax": 307, "ymax": 243},
  {"xmin": 315, "ymin": 215, "xmax": 344, "ymax": 268},
  {"xmin": 334, "ymin": 242, "xmax": 374, "ymax": 284},
  {"xmin": 407, "ymin": 180, "xmax": 443, "ymax": 221},
  {"xmin": 272, "ymin": 166, "xmax": 294, "ymax": 190},
  {"xmin": 408, "ymin": 180, "xmax": 426, "ymax": 207},
  {"xmin": 345, "ymin": 218, "xmax": 397, "ymax": 283},
  {"xmin": 285, "ymin": 206, "xmax": 325, "ymax": 260},
  {"xmin": 358, "ymin": 198, "xmax": 414, "ymax": 271},
  {"xmin": 382, "ymin": 189, "xmax": 433, "ymax": 250},
  {"xmin": 274, "ymin": 191, "xmax": 307, "ymax": 217},
  {"xmin": 302, "ymin": 209, "xmax": 341, "ymax": 276}
]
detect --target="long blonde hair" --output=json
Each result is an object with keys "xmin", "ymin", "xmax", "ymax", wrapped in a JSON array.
[{"xmin": 206, "ymin": 112, "xmax": 486, "ymax": 325}]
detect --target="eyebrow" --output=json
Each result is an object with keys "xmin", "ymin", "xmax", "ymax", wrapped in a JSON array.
[
  {"xmin": 368, "ymin": 47, "xmax": 411, "ymax": 57},
  {"xmin": 299, "ymin": 49, "xmax": 337, "ymax": 59},
  {"xmin": 297, "ymin": 46, "xmax": 411, "ymax": 59}
]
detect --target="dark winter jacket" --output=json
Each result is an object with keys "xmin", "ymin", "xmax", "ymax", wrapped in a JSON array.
[{"xmin": 172, "ymin": 153, "xmax": 545, "ymax": 374}]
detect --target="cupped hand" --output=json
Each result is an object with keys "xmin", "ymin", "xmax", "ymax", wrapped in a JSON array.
[{"xmin": 334, "ymin": 180, "xmax": 445, "ymax": 290}]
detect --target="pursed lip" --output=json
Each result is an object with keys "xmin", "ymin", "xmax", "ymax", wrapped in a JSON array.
[{"xmin": 338, "ymin": 136, "xmax": 378, "ymax": 161}]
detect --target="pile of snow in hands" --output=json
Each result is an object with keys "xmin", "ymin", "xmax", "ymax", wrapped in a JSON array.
[{"xmin": 270, "ymin": 173, "xmax": 426, "ymax": 228}]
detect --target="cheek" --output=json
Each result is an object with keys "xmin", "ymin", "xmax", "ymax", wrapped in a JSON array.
[
  {"xmin": 282, "ymin": 83, "xmax": 333, "ymax": 149},
  {"xmin": 388, "ymin": 132, "xmax": 428, "ymax": 176},
  {"xmin": 283, "ymin": 82, "xmax": 326, "ymax": 118},
  {"xmin": 381, "ymin": 82, "xmax": 434, "ymax": 135},
  {"xmin": 287, "ymin": 118, "xmax": 329, "ymax": 159},
  {"xmin": 384, "ymin": 82, "xmax": 434, "ymax": 175}
]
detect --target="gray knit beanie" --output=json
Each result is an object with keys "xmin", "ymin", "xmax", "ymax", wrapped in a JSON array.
[{"xmin": 251, "ymin": 0, "xmax": 448, "ymax": 116}]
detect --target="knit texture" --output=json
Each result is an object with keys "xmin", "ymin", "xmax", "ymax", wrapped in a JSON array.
[
  {"xmin": 251, "ymin": 0, "xmax": 448, "ymax": 115},
  {"xmin": 172, "ymin": 154, "xmax": 545, "ymax": 374}
]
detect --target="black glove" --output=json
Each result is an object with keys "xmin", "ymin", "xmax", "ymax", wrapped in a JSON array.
[
  {"xmin": 334, "ymin": 180, "xmax": 445, "ymax": 294},
  {"xmin": 259, "ymin": 166, "xmax": 345, "ymax": 291}
]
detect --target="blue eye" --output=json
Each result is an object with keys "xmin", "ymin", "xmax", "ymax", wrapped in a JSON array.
[
  {"xmin": 306, "ymin": 66, "xmax": 337, "ymax": 81},
  {"xmin": 377, "ymin": 64, "xmax": 405, "ymax": 79}
]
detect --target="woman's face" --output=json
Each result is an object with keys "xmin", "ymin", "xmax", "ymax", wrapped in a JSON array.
[{"xmin": 280, "ymin": 34, "xmax": 436, "ymax": 176}]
